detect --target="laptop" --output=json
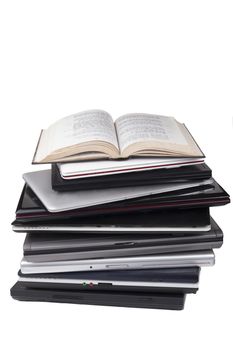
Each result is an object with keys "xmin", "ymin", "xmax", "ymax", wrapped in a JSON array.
[
  {"xmin": 15, "ymin": 181, "xmax": 230, "ymax": 222},
  {"xmin": 58, "ymin": 157, "xmax": 205, "ymax": 178},
  {"xmin": 20, "ymin": 249, "xmax": 215, "ymax": 274},
  {"xmin": 52, "ymin": 162, "xmax": 212, "ymax": 191},
  {"xmin": 13, "ymin": 204, "xmax": 211, "ymax": 232},
  {"xmin": 21, "ymin": 217, "xmax": 222, "ymax": 261},
  {"xmin": 10, "ymin": 281, "xmax": 186, "ymax": 310},
  {"xmin": 23, "ymin": 169, "xmax": 214, "ymax": 213},
  {"xmin": 18, "ymin": 266, "xmax": 200, "ymax": 294}
]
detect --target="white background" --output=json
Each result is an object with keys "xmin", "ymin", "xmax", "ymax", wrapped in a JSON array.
[{"xmin": 0, "ymin": 1, "xmax": 232, "ymax": 349}]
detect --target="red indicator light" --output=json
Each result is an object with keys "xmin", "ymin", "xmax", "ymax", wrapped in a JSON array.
[{"xmin": 89, "ymin": 282, "xmax": 94, "ymax": 287}]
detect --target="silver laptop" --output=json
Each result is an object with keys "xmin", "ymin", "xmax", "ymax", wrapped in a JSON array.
[
  {"xmin": 12, "ymin": 223, "xmax": 211, "ymax": 233},
  {"xmin": 23, "ymin": 169, "xmax": 213, "ymax": 213},
  {"xmin": 21, "ymin": 250, "xmax": 215, "ymax": 274}
]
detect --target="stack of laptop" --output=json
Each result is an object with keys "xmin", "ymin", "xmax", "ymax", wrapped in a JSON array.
[{"xmin": 10, "ymin": 111, "xmax": 230, "ymax": 310}]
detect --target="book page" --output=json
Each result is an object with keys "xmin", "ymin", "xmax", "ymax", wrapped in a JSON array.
[
  {"xmin": 36, "ymin": 110, "xmax": 119, "ymax": 161},
  {"xmin": 115, "ymin": 113, "xmax": 188, "ymax": 152}
]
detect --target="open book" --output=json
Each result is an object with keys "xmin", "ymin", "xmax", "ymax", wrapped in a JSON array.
[{"xmin": 32, "ymin": 110, "xmax": 204, "ymax": 164}]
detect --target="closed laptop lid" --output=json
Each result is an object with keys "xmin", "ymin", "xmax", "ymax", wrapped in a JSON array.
[{"xmin": 23, "ymin": 169, "xmax": 213, "ymax": 213}]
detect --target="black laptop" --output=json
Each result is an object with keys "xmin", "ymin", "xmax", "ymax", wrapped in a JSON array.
[{"xmin": 52, "ymin": 163, "xmax": 212, "ymax": 191}]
